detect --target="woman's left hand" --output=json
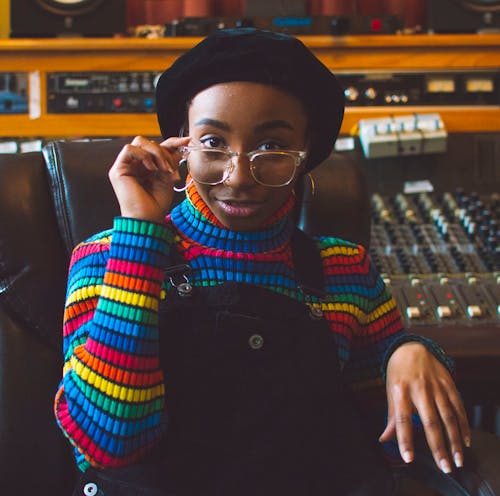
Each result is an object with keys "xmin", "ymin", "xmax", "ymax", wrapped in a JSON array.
[{"xmin": 379, "ymin": 342, "xmax": 471, "ymax": 473}]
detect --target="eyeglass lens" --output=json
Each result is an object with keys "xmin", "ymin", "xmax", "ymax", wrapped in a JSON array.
[{"xmin": 187, "ymin": 149, "xmax": 297, "ymax": 187}]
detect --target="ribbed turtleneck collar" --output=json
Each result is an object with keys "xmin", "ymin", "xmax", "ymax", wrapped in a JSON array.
[{"xmin": 169, "ymin": 181, "xmax": 295, "ymax": 254}]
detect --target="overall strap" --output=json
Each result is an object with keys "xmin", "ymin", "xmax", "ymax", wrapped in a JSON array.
[{"xmin": 291, "ymin": 228, "xmax": 326, "ymax": 298}]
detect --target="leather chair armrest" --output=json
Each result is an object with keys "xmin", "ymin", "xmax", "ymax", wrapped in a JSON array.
[{"xmin": 0, "ymin": 309, "xmax": 77, "ymax": 494}]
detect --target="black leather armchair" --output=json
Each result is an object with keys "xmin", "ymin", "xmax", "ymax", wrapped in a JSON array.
[{"xmin": 0, "ymin": 139, "xmax": 499, "ymax": 495}]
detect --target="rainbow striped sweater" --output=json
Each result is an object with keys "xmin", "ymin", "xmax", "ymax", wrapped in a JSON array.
[{"xmin": 54, "ymin": 184, "xmax": 449, "ymax": 472}]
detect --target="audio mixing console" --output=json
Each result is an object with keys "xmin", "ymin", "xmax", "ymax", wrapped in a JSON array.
[
  {"xmin": 369, "ymin": 190, "xmax": 499, "ymax": 329},
  {"xmin": 366, "ymin": 184, "xmax": 500, "ymax": 428},
  {"xmin": 332, "ymin": 130, "xmax": 500, "ymax": 375}
]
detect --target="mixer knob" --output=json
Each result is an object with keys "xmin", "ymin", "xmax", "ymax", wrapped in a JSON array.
[
  {"xmin": 466, "ymin": 204, "xmax": 477, "ymax": 216},
  {"xmin": 443, "ymin": 192, "xmax": 459, "ymax": 211},
  {"xmin": 65, "ymin": 96, "xmax": 80, "ymax": 110},
  {"xmin": 128, "ymin": 76, "xmax": 140, "ymax": 92},
  {"xmin": 344, "ymin": 86, "xmax": 359, "ymax": 102},
  {"xmin": 437, "ymin": 214, "xmax": 446, "ymax": 227},
  {"xmin": 364, "ymin": 87, "xmax": 377, "ymax": 101},
  {"xmin": 487, "ymin": 235, "xmax": 498, "ymax": 249},
  {"xmin": 415, "ymin": 231, "xmax": 425, "ymax": 243},
  {"xmin": 378, "ymin": 208, "xmax": 390, "ymax": 221},
  {"xmin": 405, "ymin": 209, "xmax": 417, "ymax": 220},
  {"xmin": 438, "ymin": 221, "xmax": 449, "ymax": 238},
  {"xmin": 118, "ymin": 77, "xmax": 128, "ymax": 92},
  {"xmin": 480, "ymin": 209, "xmax": 491, "ymax": 223},
  {"xmin": 142, "ymin": 75, "xmax": 153, "ymax": 92}
]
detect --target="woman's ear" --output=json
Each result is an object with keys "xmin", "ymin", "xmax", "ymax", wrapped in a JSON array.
[{"xmin": 298, "ymin": 141, "xmax": 312, "ymax": 175}]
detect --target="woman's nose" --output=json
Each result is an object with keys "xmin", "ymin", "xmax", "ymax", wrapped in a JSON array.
[{"xmin": 224, "ymin": 153, "xmax": 255, "ymax": 187}]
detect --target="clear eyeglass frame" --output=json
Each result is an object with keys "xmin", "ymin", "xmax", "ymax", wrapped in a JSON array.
[{"xmin": 178, "ymin": 143, "xmax": 307, "ymax": 188}]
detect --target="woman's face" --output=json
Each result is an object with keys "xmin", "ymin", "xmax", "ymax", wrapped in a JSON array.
[{"xmin": 187, "ymin": 81, "xmax": 308, "ymax": 231}]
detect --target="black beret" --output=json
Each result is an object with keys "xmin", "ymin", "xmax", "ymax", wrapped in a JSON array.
[{"xmin": 155, "ymin": 28, "xmax": 344, "ymax": 171}]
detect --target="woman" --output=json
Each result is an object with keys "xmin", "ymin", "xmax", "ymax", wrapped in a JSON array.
[{"xmin": 55, "ymin": 28, "xmax": 470, "ymax": 495}]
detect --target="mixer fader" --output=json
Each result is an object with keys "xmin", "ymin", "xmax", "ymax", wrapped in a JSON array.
[{"xmin": 369, "ymin": 190, "xmax": 500, "ymax": 328}]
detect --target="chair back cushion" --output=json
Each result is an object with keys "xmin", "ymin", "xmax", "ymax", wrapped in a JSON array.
[
  {"xmin": 0, "ymin": 151, "xmax": 67, "ymax": 348},
  {"xmin": 0, "ymin": 151, "xmax": 76, "ymax": 494},
  {"xmin": 296, "ymin": 153, "xmax": 371, "ymax": 248}
]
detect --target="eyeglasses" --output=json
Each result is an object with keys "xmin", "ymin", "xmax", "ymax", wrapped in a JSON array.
[{"xmin": 179, "ymin": 142, "xmax": 307, "ymax": 188}]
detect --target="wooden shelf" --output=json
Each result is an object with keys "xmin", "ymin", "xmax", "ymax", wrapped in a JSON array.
[
  {"xmin": 2, "ymin": 33, "xmax": 499, "ymax": 51},
  {"xmin": 0, "ymin": 34, "xmax": 499, "ymax": 137}
]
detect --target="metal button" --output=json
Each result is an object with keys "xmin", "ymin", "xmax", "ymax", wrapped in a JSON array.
[
  {"xmin": 467, "ymin": 305, "xmax": 482, "ymax": 318},
  {"xmin": 83, "ymin": 482, "xmax": 98, "ymax": 496},
  {"xmin": 406, "ymin": 306, "xmax": 421, "ymax": 319},
  {"xmin": 437, "ymin": 305, "xmax": 452, "ymax": 319},
  {"xmin": 248, "ymin": 334, "xmax": 264, "ymax": 350},
  {"xmin": 176, "ymin": 281, "xmax": 193, "ymax": 297}
]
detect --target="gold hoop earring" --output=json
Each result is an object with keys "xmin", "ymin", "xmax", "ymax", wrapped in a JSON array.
[
  {"xmin": 173, "ymin": 159, "xmax": 190, "ymax": 192},
  {"xmin": 307, "ymin": 173, "xmax": 316, "ymax": 197},
  {"xmin": 173, "ymin": 174, "xmax": 193, "ymax": 193}
]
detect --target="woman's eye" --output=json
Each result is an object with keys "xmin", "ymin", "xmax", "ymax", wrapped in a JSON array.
[
  {"xmin": 258, "ymin": 141, "xmax": 285, "ymax": 151},
  {"xmin": 200, "ymin": 136, "xmax": 225, "ymax": 148}
]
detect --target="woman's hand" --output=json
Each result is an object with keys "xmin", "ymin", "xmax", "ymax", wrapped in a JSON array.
[
  {"xmin": 379, "ymin": 342, "xmax": 471, "ymax": 473},
  {"xmin": 108, "ymin": 135, "xmax": 191, "ymax": 223}
]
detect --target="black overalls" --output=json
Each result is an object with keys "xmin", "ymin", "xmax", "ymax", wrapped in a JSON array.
[
  {"xmin": 75, "ymin": 284, "xmax": 395, "ymax": 496},
  {"xmin": 74, "ymin": 237, "xmax": 395, "ymax": 496}
]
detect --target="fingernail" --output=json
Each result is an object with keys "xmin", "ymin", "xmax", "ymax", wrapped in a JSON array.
[
  {"xmin": 454, "ymin": 452, "xmax": 463, "ymax": 468},
  {"xmin": 402, "ymin": 451, "xmax": 413, "ymax": 463},
  {"xmin": 440, "ymin": 458, "xmax": 452, "ymax": 474},
  {"xmin": 464, "ymin": 437, "xmax": 471, "ymax": 448}
]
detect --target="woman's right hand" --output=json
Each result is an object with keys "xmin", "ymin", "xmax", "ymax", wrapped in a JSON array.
[{"xmin": 108, "ymin": 135, "xmax": 191, "ymax": 223}]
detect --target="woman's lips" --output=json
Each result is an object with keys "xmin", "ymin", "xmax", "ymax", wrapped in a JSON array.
[{"xmin": 217, "ymin": 199, "xmax": 262, "ymax": 217}]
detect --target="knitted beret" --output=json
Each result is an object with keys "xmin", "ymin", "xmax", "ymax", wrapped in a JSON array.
[{"xmin": 155, "ymin": 28, "xmax": 345, "ymax": 171}]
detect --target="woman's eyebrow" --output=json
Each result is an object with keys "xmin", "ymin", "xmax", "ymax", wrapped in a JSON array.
[
  {"xmin": 193, "ymin": 118, "xmax": 295, "ymax": 133},
  {"xmin": 193, "ymin": 118, "xmax": 231, "ymax": 131},
  {"xmin": 254, "ymin": 120, "xmax": 295, "ymax": 133}
]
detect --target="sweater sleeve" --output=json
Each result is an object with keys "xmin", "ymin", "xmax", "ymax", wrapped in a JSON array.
[
  {"xmin": 319, "ymin": 238, "xmax": 452, "ymax": 433},
  {"xmin": 54, "ymin": 217, "xmax": 172, "ymax": 471}
]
